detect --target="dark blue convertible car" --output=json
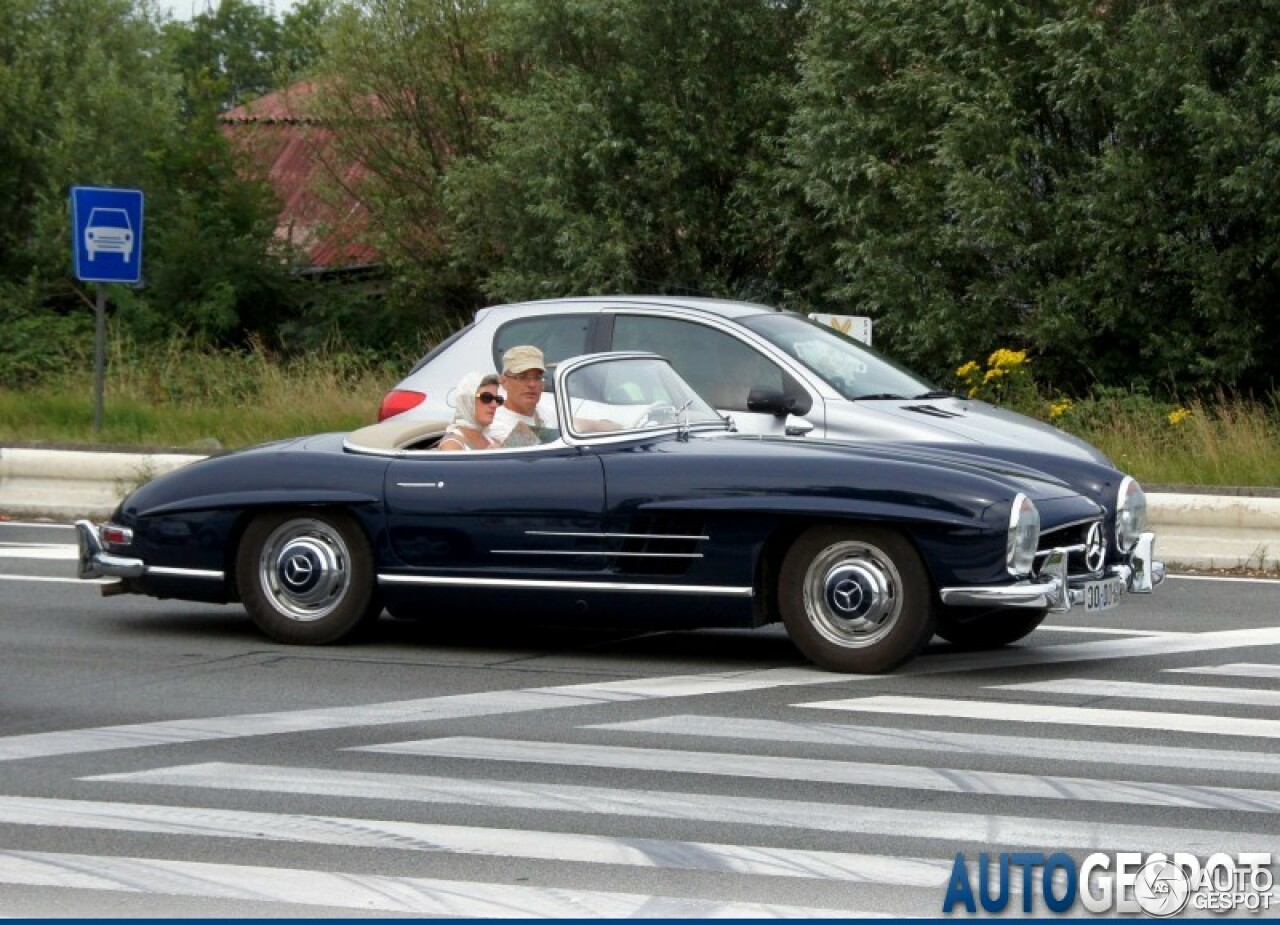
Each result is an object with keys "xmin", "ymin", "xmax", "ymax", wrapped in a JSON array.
[{"xmin": 78, "ymin": 353, "xmax": 1164, "ymax": 673}]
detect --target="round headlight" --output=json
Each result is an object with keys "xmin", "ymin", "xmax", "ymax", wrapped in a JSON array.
[
  {"xmin": 1115, "ymin": 476, "xmax": 1148, "ymax": 553},
  {"xmin": 1007, "ymin": 493, "xmax": 1040, "ymax": 577}
]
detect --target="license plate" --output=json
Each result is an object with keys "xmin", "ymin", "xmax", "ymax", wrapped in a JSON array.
[{"xmin": 1083, "ymin": 577, "xmax": 1124, "ymax": 612}]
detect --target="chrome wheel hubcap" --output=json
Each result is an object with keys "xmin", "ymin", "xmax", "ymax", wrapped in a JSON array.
[
  {"xmin": 258, "ymin": 519, "xmax": 350, "ymax": 622},
  {"xmin": 802, "ymin": 541, "xmax": 902, "ymax": 648}
]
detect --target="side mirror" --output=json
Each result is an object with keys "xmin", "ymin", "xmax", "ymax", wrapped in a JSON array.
[
  {"xmin": 747, "ymin": 387, "xmax": 813, "ymax": 418},
  {"xmin": 747, "ymin": 387, "xmax": 791, "ymax": 417}
]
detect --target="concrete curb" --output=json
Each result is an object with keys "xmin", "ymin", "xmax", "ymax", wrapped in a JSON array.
[
  {"xmin": 0, "ymin": 448, "xmax": 204, "ymax": 521},
  {"xmin": 2, "ymin": 447, "xmax": 1278, "ymax": 571}
]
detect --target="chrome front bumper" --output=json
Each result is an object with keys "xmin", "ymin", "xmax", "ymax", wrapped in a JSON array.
[
  {"xmin": 76, "ymin": 520, "xmax": 145, "ymax": 580},
  {"xmin": 938, "ymin": 532, "xmax": 1164, "ymax": 613}
]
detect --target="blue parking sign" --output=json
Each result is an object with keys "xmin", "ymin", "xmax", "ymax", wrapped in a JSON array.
[{"xmin": 71, "ymin": 186, "xmax": 144, "ymax": 283}]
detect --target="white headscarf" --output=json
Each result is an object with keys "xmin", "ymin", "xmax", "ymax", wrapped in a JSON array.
[{"xmin": 451, "ymin": 371, "xmax": 486, "ymax": 432}]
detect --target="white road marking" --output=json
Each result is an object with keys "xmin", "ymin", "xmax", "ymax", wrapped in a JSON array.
[
  {"xmin": 594, "ymin": 714, "xmax": 1280, "ymax": 774},
  {"xmin": 0, "ymin": 522, "xmax": 74, "ymax": 530},
  {"xmin": 1167, "ymin": 574, "xmax": 1280, "ymax": 585},
  {"xmin": 0, "ymin": 795, "xmax": 950, "ymax": 886},
  {"xmin": 1034, "ymin": 625, "xmax": 1179, "ymax": 636},
  {"xmin": 0, "ymin": 546, "xmax": 76, "ymax": 560},
  {"xmin": 997, "ymin": 678, "xmax": 1280, "ymax": 708},
  {"xmin": 908, "ymin": 626, "xmax": 1280, "ymax": 675},
  {"xmin": 0, "ymin": 667, "xmax": 853, "ymax": 763},
  {"xmin": 800, "ymin": 695, "xmax": 1280, "ymax": 739},
  {"xmin": 85, "ymin": 762, "xmax": 1279, "ymax": 855},
  {"xmin": 355, "ymin": 736, "xmax": 1280, "ymax": 813},
  {"xmin": 1167, "ymin": 663, "xmax": 1280, "ymax": 679},
  {"xmin": 0, "ymin": 850, "xmax": 865, "ymax": 917},
  {"xmin": 0, "ymin": 575, "xmax": 111, "ymax": 585},
  {"xmin": 1, "ymin": 626, "xmax": 1278, "ymax": 762}
]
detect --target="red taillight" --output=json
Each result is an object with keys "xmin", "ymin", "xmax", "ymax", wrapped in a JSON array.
[
  {"xmin": 378, "ymin": 389, "xmax": 427, "ymax": 421},
  {"xmin": 102, "ymin": 525, "xmax": 133, "ymax": 546}
]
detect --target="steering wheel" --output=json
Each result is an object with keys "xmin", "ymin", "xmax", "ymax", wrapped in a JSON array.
[{"xmin": 632, "ymin": 401, "xmax": 679, "ymax": 428}]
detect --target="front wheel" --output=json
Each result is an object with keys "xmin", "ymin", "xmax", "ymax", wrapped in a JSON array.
[
  {"xmin": 778, "ymin": 525, "xmax": 936, "ymax": 673},
  {"xmin": 935, "ymin": 606, "xmax": 1048, "ymax": 650},
  {"xmin": 236, "ymin": 509, "xmax": 381, "ymax": 645}
]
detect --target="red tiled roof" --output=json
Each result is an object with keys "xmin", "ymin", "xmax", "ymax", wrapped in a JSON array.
[{"xmin": 221, "ymin": 82, "xmax": 379, "ymax": 269}]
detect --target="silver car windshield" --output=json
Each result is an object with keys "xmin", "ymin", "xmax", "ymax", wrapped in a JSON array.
[
  {"xmin": 562, "ymin": 356, "xmax": 725, "ymax": 437},
  {"xmin": 741, "ymin": 313, "xmax": 942, "ymax": 401}
]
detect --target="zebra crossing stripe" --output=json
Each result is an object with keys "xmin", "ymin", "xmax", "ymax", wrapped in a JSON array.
[
  {"xmin": 1167, "ymin": 663, "xmax": 1280, "ymax": 679},
  {"xmin": 905, "ymin": 626, "xmax": 1280, "ymax": 676},
  {"xmin": 995, "ymin": 678, "xmax": 1280, "ymax": 706},
  {"xmin": 85, "ymin": 762, "xmax": 1278, "ymax": 855},
  {"xmin": 800, "ymin": 695, "xmax": 1280, "ymax": 739},
  {"xmin": 0, "ymin": 794, "xmax": 951, "ymax": 886},
  {"xmin": 3, "ymin": 626, "xmax": 1278, "ymax": 763},
  {"xmin": 0, "ymin": 850, "xmax": 868, "ymax": 917},
  {"xmin": 588, "ymin": 715, "xmax": 1279, "ymax": 775},
  {"xmin": 0, "ymin": 667, "xmax": 850, "ymax": 763},
  {"xmin": 354, "ymin": 736, "xmax": 1280, "ymax": 812}
]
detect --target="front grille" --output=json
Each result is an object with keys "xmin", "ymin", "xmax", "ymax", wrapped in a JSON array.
[{"xmin": 1037, "ymin": 518, "xmax": 1108, "ymax": 577}]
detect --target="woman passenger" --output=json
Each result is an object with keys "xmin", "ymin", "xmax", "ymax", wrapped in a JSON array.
[{"xmin": 438, "ymin": 372, "xmax": 503, "ymax": 451}]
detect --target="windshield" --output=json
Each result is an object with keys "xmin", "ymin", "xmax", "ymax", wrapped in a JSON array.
[
  {"xmin": 562, "ymin": 356, "xmax": 725, "ymax": 437},
  {"xmin": 741, "ymin": 313, "xmax": 939, "ymax": 401}
]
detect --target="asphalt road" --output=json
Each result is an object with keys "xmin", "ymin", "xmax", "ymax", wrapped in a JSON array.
[{"xmin": 1, "ymin": 521, "xmax": 1278, "ymax": 917}]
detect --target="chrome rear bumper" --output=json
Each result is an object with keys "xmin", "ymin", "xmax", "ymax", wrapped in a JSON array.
[
  {"xmin": 76, "ymin": 520, "xmax": 145, "ymax": 580},
  {"xmin": 938, "ymin": 532, "xmax": 1164, "ymax": 613}
]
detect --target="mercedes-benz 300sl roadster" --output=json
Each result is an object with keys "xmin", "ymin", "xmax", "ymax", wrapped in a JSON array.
[{"xmin": 78, "ymin": 353, "xmax": 1164, "ymax": 673}]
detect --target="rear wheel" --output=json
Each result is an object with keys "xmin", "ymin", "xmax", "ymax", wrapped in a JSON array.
[
  {"xmin": 935, "ymin": 606, "xmax": 1048, "ymax": 650},
  {"xmin": 236, "ymin": 509, "xmax": 380, "ymax": 644},
  {"xmin": 778, "ymin": 525, "xmax": 936, "ymax": 673}
]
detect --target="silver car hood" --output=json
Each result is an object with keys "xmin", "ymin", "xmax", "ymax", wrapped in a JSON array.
[{"xmin": 823, "ymin": 397, "xmax": 1113, "ymax": 466}]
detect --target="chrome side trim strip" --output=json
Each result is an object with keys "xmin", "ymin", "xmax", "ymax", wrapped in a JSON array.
[
  {"xmin": 491, "ymin": 549, "xmax": 702, "ymax": 559},
  {"xmin": 146, "ymin": 566, "xmax": 226, "ymax": 580},
  {"xmin": 378, "ymin": 574, "xmax": 752, "ymax": 596},
  {"xmin": 525, "ymin": 531, "xmax": 710, "ymax": 541}
]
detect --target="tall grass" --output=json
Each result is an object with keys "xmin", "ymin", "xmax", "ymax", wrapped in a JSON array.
[
  {"xmin": 0, "ymin": 333, "xmax": 423, "ymax": 449},
  {"xmin": 1067, "ymin": 392, "xmax": 1280, "ymax": 487}
]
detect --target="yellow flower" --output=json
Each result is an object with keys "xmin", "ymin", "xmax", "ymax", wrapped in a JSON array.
[
  {"xmin": 955, "ymin": 360, "xmax": 980, "ymax": 380},
  {"xmin": 987, "ymin": 348, "xmax": 1027, "ymax": 371},
  {"xmin": 1167, "ymin": 407, "xmax": 1192, "ymax": 427},
  {"xmin": 1048, "ymin": 399, "xmax": 1073, "ymax": 419},
  {"xmin": 983, "ymin": 367, "xmax": 1007, "ymax": 383}
]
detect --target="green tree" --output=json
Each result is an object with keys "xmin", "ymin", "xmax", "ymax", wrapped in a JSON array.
[
  {"xmin": 162, "ymin": 0, "xmax": 283, "ymax": 112},
  {"xmin": 312, "ymin": 0, "xmax": 522, "ymax": 327},
  {"xmin": 781, "ymin": 0, "xmax": 1280, "ymax": 394},
  {"xmin": 445, "ymin": 0, "xmax": 803, "ymax": 303},
  {"xmin": 0, "ymin": 0, "xmax": 292, "ymax": 384}
]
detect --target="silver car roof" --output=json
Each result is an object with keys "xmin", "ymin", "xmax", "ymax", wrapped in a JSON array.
[{"xmin": 474, "ymin": 295, "xmax": 787, "ymax": 322}]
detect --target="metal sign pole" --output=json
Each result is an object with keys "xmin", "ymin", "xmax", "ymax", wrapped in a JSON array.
[
  {"xmin": 94, "ymin": 283, "xmax": 106, "ymax": 433},
  {"xmin": 70, "ymin": 186, "xmax": 143, "ymax": 437}
]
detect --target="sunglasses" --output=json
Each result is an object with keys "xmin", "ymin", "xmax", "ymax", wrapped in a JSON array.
[
  {"xmin": 503, "ymin": 371, "xmax": 545, "ymax": 382},
  {"xmin": 476, "ymin": 392, "xmax": 505, "ymax": 405}
]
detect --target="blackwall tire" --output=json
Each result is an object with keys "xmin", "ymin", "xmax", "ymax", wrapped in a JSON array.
[
  {"xmin": 935, "ymin": 606, "xmax": 1048, "ymax": 650},
  {"xmin": 235, "ymin": 509, "xmax": 380, "ymax": 645},
  {"xmin": 778, "ymin": 525, "xmax": 936, "ymax": 673}
]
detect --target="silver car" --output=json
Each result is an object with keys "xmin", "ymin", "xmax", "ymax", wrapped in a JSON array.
[{"xmin": 380, "ymin": 295, "xmax": 1109, "ymax": 464}]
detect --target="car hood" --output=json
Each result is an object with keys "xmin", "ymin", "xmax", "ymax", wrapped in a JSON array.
[{"xmin": 824, "ymin": 397, "xmax": 1113, "ymax": 466}]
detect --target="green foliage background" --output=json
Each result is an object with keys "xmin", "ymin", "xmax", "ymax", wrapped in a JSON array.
[{"xmin": 2, "ymin": 0, "xmax": 1278, "ymax": 401}]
